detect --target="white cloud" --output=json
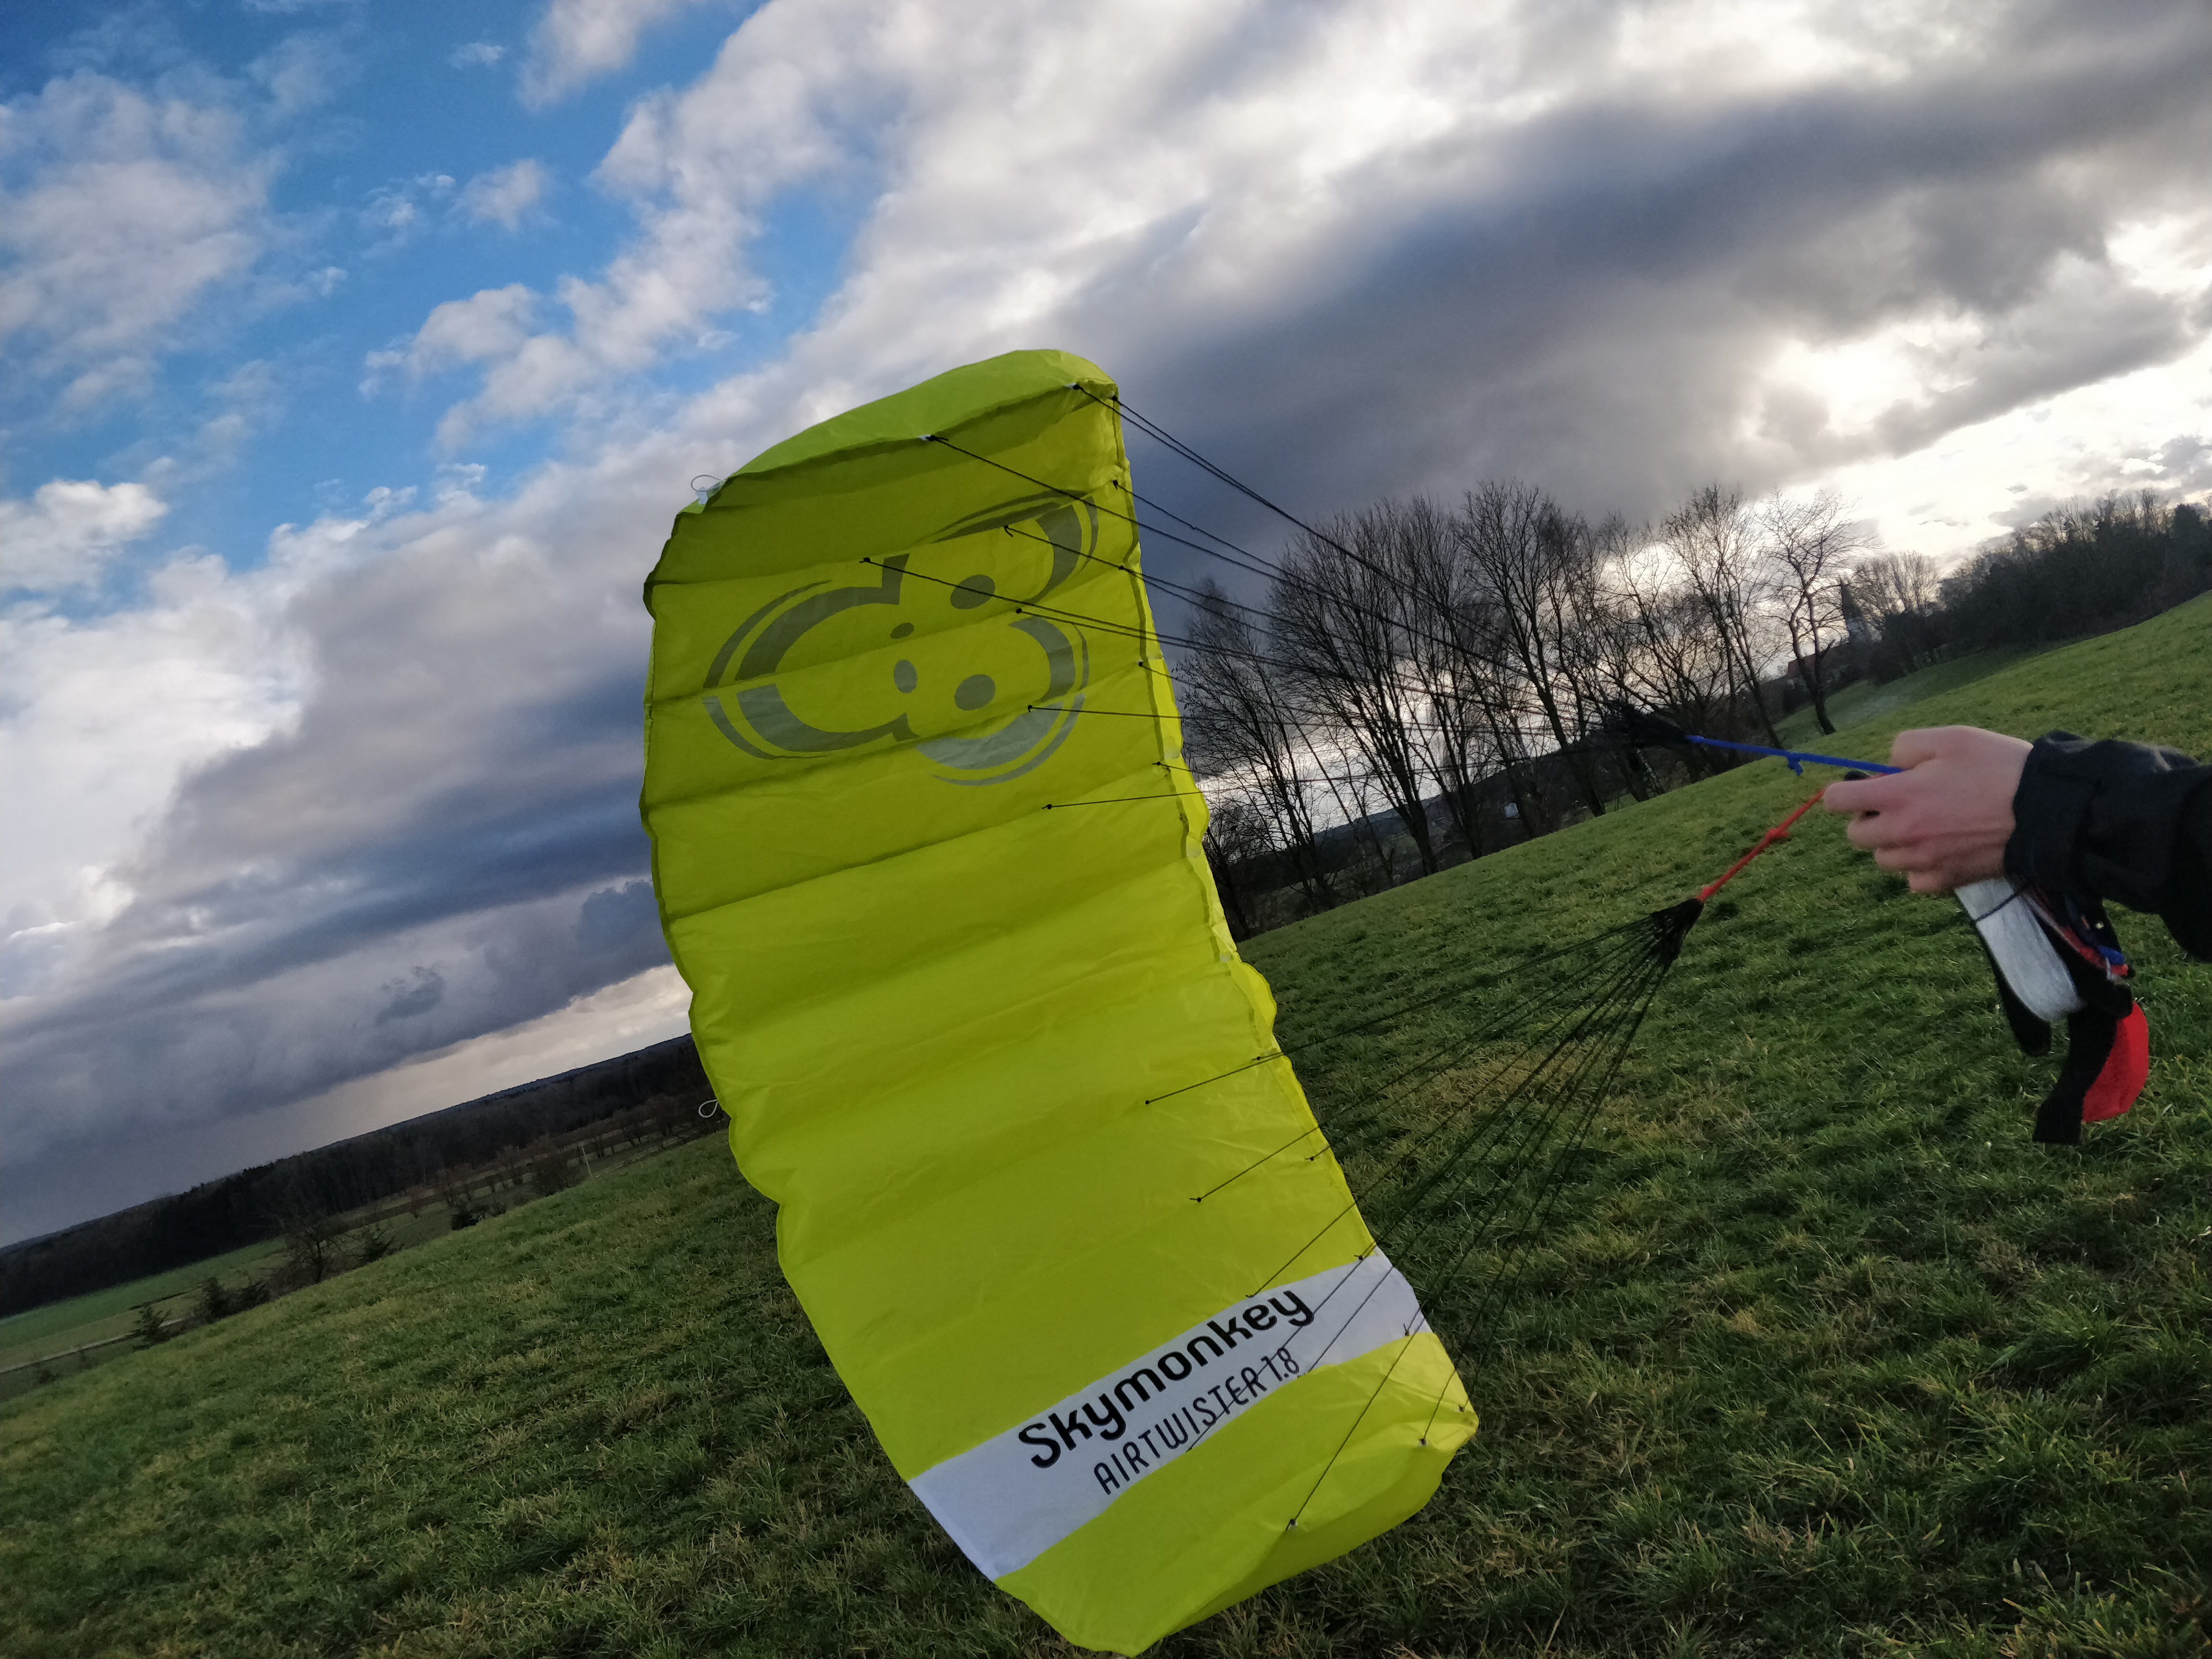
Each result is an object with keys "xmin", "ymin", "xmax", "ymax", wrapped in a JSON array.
[
  {"xmin": 0, "ymin": 444, "xmax": 685, "ymax": 1191},
  {"xmin": 178, "ymin": 357, "xmax": 288, "ymax": 470},
  {"xmin": 0, "ymin": 550, "xmax": 309, "ymax": 1006},
  {"xmin": 519, "ymin": 0, "xmax": 714, "ymax": 107},
  {"xmin": 1818, "ymin": 335, "xmax": 2212, "ymax": 556},
  {"xmin": 485, "ymin": 0, "xmax": 2206, "ymax": 507},
  {"xmin": 360, "ymin": 171, "xmax": 456, "ymax": 244},
  {"xmin": 0, "ymin": 478, "xmax": 168, "ymax": 591},
  {"xmin": 458, "ymin": 157, "xmax": 549, "ymax": 229},
  {"xmin": 0, "ymin": 477, "xmax": 439, "ymax": 1021},
  {"xmin": 386, "ymin": 1, "xmax": 889, "ymax": 440},
  {"xmin": 449, "ymin": 41, "xmax": 506, "ymax": 69},
  {"xmin": 249, "ymin": 31, "xmax": 349, "ymax": 116},
  {"xmin": 0, "ymin": 72, "xmax": 280, "ymax": 409},
  {"xmin": 397, "ymin": 282, "xmax": 542, "ymax": 376}
]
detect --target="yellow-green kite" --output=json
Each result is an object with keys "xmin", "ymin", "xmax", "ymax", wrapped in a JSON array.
[{"xmin": 641, "ymin": 349, "xmax": 1474, "ymax": 1653}]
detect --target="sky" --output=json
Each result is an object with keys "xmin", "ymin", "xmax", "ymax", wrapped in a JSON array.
[{"xmin": 3, "ymin": 0, "xmax": 2209, "ymax": 1244}]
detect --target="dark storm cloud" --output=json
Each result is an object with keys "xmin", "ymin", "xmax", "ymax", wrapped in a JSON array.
[
  {"xmin": 1067, "ymin": 0, "xmax": 2211, "ymax": 586},
  {"xmin": 374, "ymin": 967, "xmax": 445, "ymax": 1025},
  {"xmin": 0, "ymin": 476, "xmax": 684, "ymax": 1194}
]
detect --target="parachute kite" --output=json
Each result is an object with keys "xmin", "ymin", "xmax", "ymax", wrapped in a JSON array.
[{"xmin": 641, "ymin": 351, "xmax": 1473, "ymax": 1652}]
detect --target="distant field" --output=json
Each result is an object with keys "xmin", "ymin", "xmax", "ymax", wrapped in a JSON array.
[
  {"xmin": 0, "ymin": 1216, "xmax": 450, "ymax": 1404},
  {"xmin": 2, "ymin": 597, "xmax": 2205, "ymax": 1659},
  {"xmin": 0, "ymin": 1237, "xmax": 287, "ymax": 1361},
  {"xmin": 0, "ymin": 1130, "xmax": 696, "ymax": 1402}
]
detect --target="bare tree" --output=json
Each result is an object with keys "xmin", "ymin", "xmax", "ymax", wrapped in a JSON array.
[
  {"xmin": 1602, "ymin": 529, "xmax": 1741, "ymax": 777},
  {"xmin": 1272, "ymin": 511, "xmax": 1442, "ymax": 875},
  {"xmin": 1851, "ymin": 552, "xmax": 1943, "ymax": 674},
  {"xmin": 1529, "ymin": 510, "xmax": 1626, "ymax": 806},
  {"xmin": 1663, "ymin": 484, "xmax": 1784, "ymax": 745},
  {"xmin": 1454, "ymin": 482, "xmax": 1611, "ymax": 817},
  {"xmin": 1374, "ymin": 495, "xmax": 1497, "ymax": 858},
  {"xmin": 1178, "ymin": 582, "xmax": 1338, "ymax": 914},
  {"xmin": 1202, "ymin": 797, "xmax": 1270, "ymax": 938},
  {"xmin": 281, "ymin": 1209, "xmax": 343, "ymax": 1286},
  {"xmin": 1567, "ymin": 517, "xmax": 1663, "ymax": 800},
  {"xmin": 1755, "ymin": 489, "xmax": 1864, "ymax": 734}
]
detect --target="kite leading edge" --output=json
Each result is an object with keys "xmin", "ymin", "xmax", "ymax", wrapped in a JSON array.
[{"xmin": 640, "ymin": 349, "xmax": 1473, "ymax": 1653}]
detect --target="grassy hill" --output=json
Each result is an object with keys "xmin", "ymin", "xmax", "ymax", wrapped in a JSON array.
[
  {"xmin": 1769, "ymin": 645, "xmax": 2058, "ymax": 752},
  {"xmin": 3, "ymin": 598, "xmax": 2206, "ymax": 1659}
]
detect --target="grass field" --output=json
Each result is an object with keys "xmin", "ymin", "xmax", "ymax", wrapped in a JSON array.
[
  {"xmin": 0, "ymin": 1217, "xmax": 446, "ymax": 1406},
  {"xmin": 0, "ymin": 1237, "xmax": 290, "ymax": 1361},
  {"xmin": 0, "ymin": 1125, "xmax": 706, "ymax": 1404},
  {"xmin": 2, "ymin": 599, "xmax": 2206, "ymax": 1658}
]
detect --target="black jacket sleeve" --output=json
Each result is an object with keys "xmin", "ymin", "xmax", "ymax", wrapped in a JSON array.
[{"xmin": 2006, "ymin": 732, "xmax": 2212, "ymax": 962}]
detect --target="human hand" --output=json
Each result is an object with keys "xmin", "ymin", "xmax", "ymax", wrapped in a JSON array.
[{"xmin": 1820, "ymin": 725, "xmax": 2032, "ymax": 894}]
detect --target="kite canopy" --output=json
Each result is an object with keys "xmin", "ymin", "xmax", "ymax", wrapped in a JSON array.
[{"xmin": 640, "ymin": 350, "xmax": 1471, "ymax": 1652}]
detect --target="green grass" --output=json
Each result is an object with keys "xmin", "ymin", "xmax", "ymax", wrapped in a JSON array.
[
  {"xmin": 3, "ymin": 598, "xmax": 2207, "ymax": 1659},
  {"xmin": 0, "ymin": 1206, "xmax": 483, "ymax": 1407},
  {"xmin": 0, "ymin": 1127, "xmax": 699, "ymax": 1400}
]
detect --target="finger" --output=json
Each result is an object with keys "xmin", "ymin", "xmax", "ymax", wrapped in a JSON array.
[
  {"xmin": 1870, "ymin": 843, "xmax": 1923, "ymax": 873},
  {"xmin": 1908, "ymin": 868, "xmax": 1953, "ymax": 895},
  {"xmin": 1823, "ymin": 775, "xmax": 1902, "ymax": 815},
  {"xmin": 1847, "ymin": 810, "xmax": 1909, "ymax": 850},
  {"xmin": 1887, "ymin": 725, "xmax": 1967, "ymax": 769}
]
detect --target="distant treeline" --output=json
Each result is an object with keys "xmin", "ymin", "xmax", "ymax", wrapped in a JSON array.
[
  {"xmin": 1, "ymin": 1035, "xmax": 711, "ymax": 1316},
  {"xmin": 1184, "ymin": 487, "xmax": 2209, "ymax": 935},
  {"xmin": 1940, "ymin": 491, "xmax": 2211, "ymax": 653}
]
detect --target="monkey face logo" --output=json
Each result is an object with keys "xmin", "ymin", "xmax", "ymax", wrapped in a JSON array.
[{"xmin": 702, "ymin": 497, "xmax": 1100, "ymax": 786}]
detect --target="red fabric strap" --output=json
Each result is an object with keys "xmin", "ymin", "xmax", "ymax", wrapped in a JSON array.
[{"xmin": 2082, "ymin": 1005, "xmax": 2150, "ymax": 1123}]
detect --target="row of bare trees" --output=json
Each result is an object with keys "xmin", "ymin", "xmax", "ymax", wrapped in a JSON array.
[{"xmin": 1178, "ymin": 481, "xmax": 1945, "ymax": 932}]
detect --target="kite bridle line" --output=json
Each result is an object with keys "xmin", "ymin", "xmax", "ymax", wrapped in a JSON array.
[
  {"xmin": 1247, "ymin": 784, "xmax": 1833, "ymax": 1528},
  {"xmin": 855, "ymin": 535, "xmax": 1451, "ymax": 826},
  {"xmin": 999, "ymin": 504, "xmax": 1576, "ymax": 744},
  {"xmin": 935, "ymin": 424, "xmax": 1920, "ymax": 893},
  {"xmin": 1297, "ymin": 964, "xmax": 1662, "ymax": 1526},
  {"xmin": 1066, "ymin": 396, "xmax": 1927, "ymax": 790},
  {"xmin": 1066, "ymin": 383, "xmax": 1430, "ymax": 605},
  {"xmin": 1010, "ymin": 385, "xmax": 1960, "ymax": 1531},
  {"xmin": 865, "ymin": 501, "xmax": 1664, "ymax": 835},
  {"xmin": 1206, "ymin": 921, "xmax": 1683, "ymax": 1498},
  {"xmin": 1060, "ymin": 391, "xmax": 1880, "ymax": 777},
  {"xmin": 1182, "ymin": 920, "xmax": 1662, "ymax": 1204},
  {"xmin": 1280, "ymin": 935, "xmax": 1671, "ymax": 1526},
  {"xmin": 733, "ymin": 403, "xmax": 1888, "ymax": 790},
  {"xmin": 1166, "ymin": 910, "xmax": 1663, "ymax": 1136},
  {"xmin": 857, "ymin": 535, "xmax": 1529, "ymax": 811},
  {"xmin": 1254, "ymin": 916, "xmax": 1673, "ymax": 1307},
  {"xmin": 884, "ymin": 456, "xmax": 1834, "ymax": 807},
  {"xmin": 1137, "ymin": 774, "xmax": 1838, "ymax": 1130},
  {"xmin": 919, "ymin": 429, "xmax": 1578, "ymax": 710}
]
